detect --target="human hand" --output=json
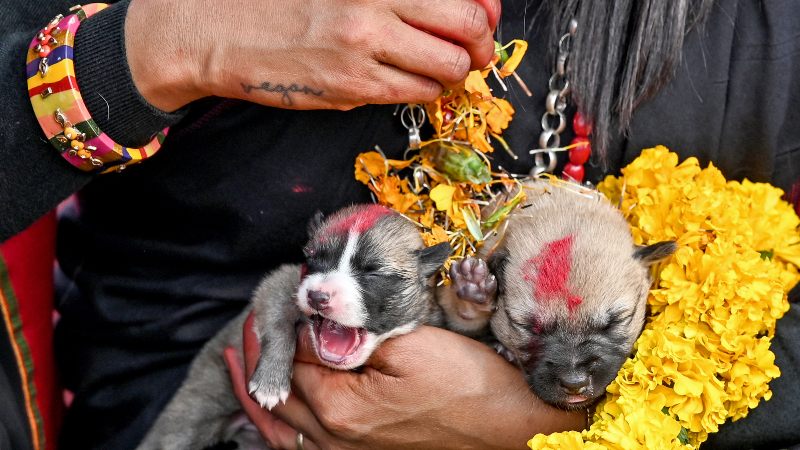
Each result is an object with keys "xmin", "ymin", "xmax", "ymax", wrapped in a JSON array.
[
  {"xmin": 226, "ymin": 314, "xmax": 586, "ymax": 450},
  {"xmin": 125, "ymin": 0, "xmax": 501, "ymax": 112}
]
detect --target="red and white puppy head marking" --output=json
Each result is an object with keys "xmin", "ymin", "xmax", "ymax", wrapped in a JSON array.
[
  {"xmin": 483, "ymin": 182, "xmax": 677, "ymax": 410},
  {"xmin": 295, "ymin": 204, "xmax": 449, "ymax": 370}
]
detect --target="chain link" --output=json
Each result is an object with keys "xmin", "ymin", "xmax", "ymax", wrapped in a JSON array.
[
  {"xmin": 530, "ymin": 19, "xmax": 578, "ymax": 176},
  {"xmin": 400, "ymin": 104, "xmax": 426, "ymax": 150}
]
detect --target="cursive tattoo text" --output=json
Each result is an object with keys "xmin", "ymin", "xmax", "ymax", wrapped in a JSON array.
[{"xmin": 240, "ymin": 81, "xmax": 324, "ymax": 106}]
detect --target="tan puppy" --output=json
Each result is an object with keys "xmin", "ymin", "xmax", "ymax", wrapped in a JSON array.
[{"xmin": 438, "ymin": 180, "xmax": 675, "ymax": 410}]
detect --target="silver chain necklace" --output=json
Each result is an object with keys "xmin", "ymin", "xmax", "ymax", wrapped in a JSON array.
[{"xmin": 529, "ymin": 19, "xmax": 578, "ymax": 176}]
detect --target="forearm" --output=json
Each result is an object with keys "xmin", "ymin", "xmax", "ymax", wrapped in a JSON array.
[
  {"xmin": 0, "ymin": 0, "xmax": 186, "ymax": 241},
  {"xmin": 0, "ymin": 20, "xmax": 89, "ymax": 241}
]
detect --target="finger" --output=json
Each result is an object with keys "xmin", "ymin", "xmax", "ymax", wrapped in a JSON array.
[
  {"xmin": 223, "ymin": 347, "xmax": 299, "ymax": 449},
  {"xmin": 375, "ymin": 21, "xmax": 472, "ymax": 87},
  {"xmin": 270, "ymin": 386, "xmax": 328, "ymax": 449},
  {"xmin": 395, "ymin": 0, "xmax": 495, "ymax": 70},
  {"xmin": 474, "ymin": 0, "xmax": 501, "ymax": 31},
  {"xmin": 286, "ymin": 359, "xmax": 366, "ymax": 417},
  {"xmin": 374, "ymin": 22, "xmax": 482, "ymax": 87},
  {"xmin": 239, "ymin": 318, "xmax": 327, "ymax": 449},
  {"xmin": 315, "ymin": 60, "xmax": 443, "ymax": 108},
  {"xmin": 364, "ymin": 326, "xmax": 476, "ymax": 375},
  {"xmin": 366, "ymin": 64, "xmax": 445, "ymax": 103},
  {"xmin": 293, "ymin": 323, "xmax": 320, "ymax": 365}
]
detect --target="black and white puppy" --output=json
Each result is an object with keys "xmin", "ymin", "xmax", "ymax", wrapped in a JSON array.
[
  {"xmin": 437, "ymin": 181, "xmax": 676, "ymax": 411},
  {"xmin": 138, "ymin": 204, "xmax": 449, "ymax": 450}
]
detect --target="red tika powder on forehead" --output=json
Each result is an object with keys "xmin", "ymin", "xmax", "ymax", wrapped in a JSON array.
[
  {"xmin": 325, "ymin": 204, "xmax": 393, "ymax": 236},
  {"xmin": 522, "ymin": 235, "xmax": 583, "ymax": 314}
]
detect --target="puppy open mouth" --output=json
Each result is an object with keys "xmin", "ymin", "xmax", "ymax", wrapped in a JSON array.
[{"xmin": 311, "ymin": 315, "xmax": 367, "ymax": 365}]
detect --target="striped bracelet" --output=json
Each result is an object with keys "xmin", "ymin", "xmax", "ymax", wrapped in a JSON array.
[{"xmin": 26, "ymin": 3, "xmax": 168, "ymax": 174}]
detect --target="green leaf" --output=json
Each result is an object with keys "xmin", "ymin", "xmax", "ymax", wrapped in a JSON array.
[
  {"xmin": 483, "ymin": 193, "xmax": 524, "ymax": 229},
  {"xmin": 494, "ymin": 41, "xmax": 509, "ymax": 64},
  {"xmin": 462, "ymin": 207, "xmax": 484, "ymax": 242},
  {"xmin": 677, "ymin": 427, "xmax": 690, "ymax": 445}
]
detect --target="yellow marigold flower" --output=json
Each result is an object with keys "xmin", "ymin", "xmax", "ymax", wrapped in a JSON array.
[
  {"xmin": 358, "ymin": 96, "xmax": 798, "ymax": 449},
  {"xmin": 533, "ymin": 146, "xmax": 799, "ymax": 449},
  {"xmin": 430, "ymin": 184, "xmax": 456, "ymax": 211},
  {"xmin": 485, "ymin": 98, "xmax": 515, "ymax": 134}
]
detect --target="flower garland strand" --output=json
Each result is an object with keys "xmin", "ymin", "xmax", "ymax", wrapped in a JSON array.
[
  {"xmin": 353, "ymin": 37, "xmax": 800, "ymax": 448},
  {"xmin": 354, "ymin": 40, "xmax": 529, "ymax": 277},
  {"xmin": 529, "ymin": 146, "xmax": 800, "ymax": 449}
]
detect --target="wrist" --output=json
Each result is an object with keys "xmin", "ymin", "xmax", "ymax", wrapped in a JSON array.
[{"xmin": 125, "ymin": 0, "xmax": 204, "ymax": 112}]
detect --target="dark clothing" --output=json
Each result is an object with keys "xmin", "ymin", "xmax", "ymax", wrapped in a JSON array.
[{"xmin": 1, "ymin": 0, "xmax": 798, "ymax": 449}]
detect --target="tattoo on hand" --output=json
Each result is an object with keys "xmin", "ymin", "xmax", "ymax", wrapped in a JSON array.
[{"xmin": 240, "ymin": 81, "xmax": 324, "ymax": 106}]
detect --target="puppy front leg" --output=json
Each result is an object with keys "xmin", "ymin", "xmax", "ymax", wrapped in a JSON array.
[
  {"xmin": 137, "ymin": 309, "xmax": 249, "ymax": 450},
  {"xmin": 247, "ymin": 264, "xmax": 304, "ymax": 410},
  {"xmin": 437, "ymin": 256, "xmax": 498, "ymax": 337}
]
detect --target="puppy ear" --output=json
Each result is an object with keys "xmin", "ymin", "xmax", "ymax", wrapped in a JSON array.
[
  {"xmin": 416, "ymin": 242, "xmax": 451, "ymax": 278},
  {"xmin": 634, "ymin": 241, "xmax": 677, "ymax": 266},
  {"xmin": 487, "ymin": 249, "xmax": 509, "ymax": 274},
  {"xmin": 307, "ymin": 210, "xmax": 325, "ymax": 237}
]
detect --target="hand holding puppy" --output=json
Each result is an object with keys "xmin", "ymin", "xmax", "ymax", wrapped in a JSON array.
[{"xmin": 226, "ymin": 315, "xmax": 585, "ymax": 450}]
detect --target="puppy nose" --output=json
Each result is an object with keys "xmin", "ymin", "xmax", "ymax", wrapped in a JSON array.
[
  {"xmin": 308, "ymin": 290, "xmax": 330, "ymax": 311},
  {"xmin": 559, "ymin": 374, "xmax": 589, "ymax": 394}
]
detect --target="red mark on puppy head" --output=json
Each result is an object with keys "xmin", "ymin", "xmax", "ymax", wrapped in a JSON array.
[
  {"xmin": 325, "ymin": 205, "xmax": 393, "ymax": 236},
  {"xmin": 531, "ymin": 316, "xmax": 543, "ymax": 335},
  {"xmin": 566, "ymin": 295, "xmax": 582, "ymax": 314},
  {"xmin": 522, "ymin": 235, "xmax": 583, "ymax": 314}
]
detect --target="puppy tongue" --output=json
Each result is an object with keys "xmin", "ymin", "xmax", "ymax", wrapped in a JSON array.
[
  {"xmin": 318, "ymin": 318, "xmax": 360, "ymax": 362},
  {"xmin": 566, "ymin": 394, "xmax": 589, "ymax": 404}
]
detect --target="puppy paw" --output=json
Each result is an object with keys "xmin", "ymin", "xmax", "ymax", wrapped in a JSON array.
[
  {"xmin": 450, "ymin": 256, "xmax": 497, "ymax": 309},
  {"xmin": 247, "ymin": 364, "xmax": 291, "ymax": 410}
]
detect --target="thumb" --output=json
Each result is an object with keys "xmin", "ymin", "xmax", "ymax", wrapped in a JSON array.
[
  {"xmin": 293, "ymin": 323, "xmax": 323, "ymax": 365},
  {"xmin": 362, "ymin": 326, "xmax": 440, "ymax": 377}
]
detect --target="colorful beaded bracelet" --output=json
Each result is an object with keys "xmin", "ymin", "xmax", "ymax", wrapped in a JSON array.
[{"xmin": 26, "ymin": 3, "xmax": 168, "ymax": 174}]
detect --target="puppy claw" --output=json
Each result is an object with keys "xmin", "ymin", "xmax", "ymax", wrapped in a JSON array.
[
  {"xmin": 248, "ymin": 380, "xmax": 290, "ymax": 411},
  {"xmin": 280, "ymin": 389, "xmax": 290, "ymax": 405},
  {"xmin": 248, "ymin": 352, "xmax": 294, "ymax": 410},
  {"xmin": 450, "ymin": 257, "xmax": 497, "ymax": 308}
]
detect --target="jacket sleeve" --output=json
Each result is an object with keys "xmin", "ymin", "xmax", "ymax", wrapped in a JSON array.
[{"xmin": 0, "ymin": 0, "xmax": 186, "ymax": 242}]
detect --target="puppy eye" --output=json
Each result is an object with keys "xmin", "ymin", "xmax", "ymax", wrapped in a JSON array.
[
  {"xmin": 510, "ymin": 318, "xmax": 532, "ymax": 334},
  {"xmin": 602, "ymin": 311, "xmax": 633, "ymax": 331},
  {"xmin": 362, "ymin": 264, "xmax": 382, "ymax": 276}
]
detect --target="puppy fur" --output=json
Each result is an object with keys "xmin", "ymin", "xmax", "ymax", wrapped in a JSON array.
[
  {"xmin": 138, "ymin": 205, "xmax": 449, "ymax": 450},
  {"xmin": 439, "ymin": 181, "xmax": 675, "ymax": 410}
]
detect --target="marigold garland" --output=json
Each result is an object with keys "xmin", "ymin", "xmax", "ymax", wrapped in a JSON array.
[
  {"xmin": 354, "ymin": 40, "xmax": 529, "ymax": 277},
  {"xmin": 529, "ymin": 146, "xmax": 800, "ymax": 449},
  {"xmin": 353, "ymin": 38, "xmax": 800, "ymax": 448}
]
